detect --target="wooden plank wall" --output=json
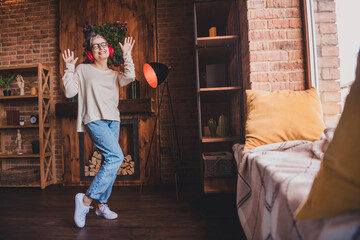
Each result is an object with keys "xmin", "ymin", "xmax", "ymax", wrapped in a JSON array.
[
  {"xmin": 59, "ymin": 0, "xmax": 156, "ymax": 99},
  {"xmin": 61, "ymin": 118, "xmax": 80, "ymax": 184},
  {"xmin": 59, "ymin": 0, "xmax": 160, "ymax": 185}
]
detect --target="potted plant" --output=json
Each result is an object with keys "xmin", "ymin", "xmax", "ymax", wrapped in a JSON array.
[
  {"xmin": 0, "ymin": 72, "xmax": 16, "ymax": 96},
  {"xmin": 31, "ymin": 140, "xmax": 40, "ymax": 154}
]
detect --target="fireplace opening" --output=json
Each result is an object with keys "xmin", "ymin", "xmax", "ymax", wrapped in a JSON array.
[{"xmin": 80, "ymin": 118, "xmax": 140, "ymax": 181}]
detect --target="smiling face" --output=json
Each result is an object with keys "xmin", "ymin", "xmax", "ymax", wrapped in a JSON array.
[{"xmin": 91, "ymin": 36, "xmax": 109, "ymax": 61}]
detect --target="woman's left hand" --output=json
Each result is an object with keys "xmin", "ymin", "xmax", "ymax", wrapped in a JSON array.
[{"xmin": 119, "ymin": 37, "xmax": 135, "ymax": 53}]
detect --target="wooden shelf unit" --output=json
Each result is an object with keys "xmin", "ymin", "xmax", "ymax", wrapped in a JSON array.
[
  {"xmin": 196, "ymin": 35, "xmax": 239, "ymax": 47},
  {"xmin": 0, "ymin": 64, "xmax": 55, "ymax": 189},
  {"xmin": 194, "ymin": 0, "xmax": 243, "ymax": 193},
  {"xmin": 200, "ymin": 86, "xmax": 242, "ymax": 101},
  {"xmin": 0, "ymin": 95, "xmax": 51, "ymax": 101},
  {"xmin": 202, "ymin": 136, "xmax": 240, "ymax": 143},
  {"xmin": 0, "ymin": 152, "xmax": 51, "ymax": 158},
  {"xmin": 204, "ymin": 177, "xmax": 236, "ymax": 193},
  {"xmin": 0, "ymin": 124, "xmax": 50, "ymax": 129},
  {"xmin": 0, "ymin": 64, "xmax": 39, "ymax": 72},
  {"xmin": 199, "ymin": 86, "xmax": 242, "ymax": 92}
]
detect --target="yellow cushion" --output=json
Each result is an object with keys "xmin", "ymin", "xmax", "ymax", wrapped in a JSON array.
[
  {"xmin": 295, "ymin": 54, "xmax": 360, "ymax": 219},
  {"xmin": 244, "ymin": 87, "xmax": 325, "ymax": 150}
]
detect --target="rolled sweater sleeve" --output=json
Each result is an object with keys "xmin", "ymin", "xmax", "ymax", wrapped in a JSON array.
[
  {"xmin": 118, "ymin": 51, "xmax": 136, "ymax": 87},
  {"xmin": 62, "ymin": 63, "xmax": 80, "ymax": 98}
]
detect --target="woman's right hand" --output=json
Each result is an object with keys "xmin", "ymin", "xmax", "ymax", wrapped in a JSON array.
[{"xmin": 62, "ymin": 49, "xmax": 78, "ymax": 65}]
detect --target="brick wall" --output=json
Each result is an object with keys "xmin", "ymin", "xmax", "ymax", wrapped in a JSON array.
[
  {"xmin": 0, "ymin": 0, "xmax": 63, "ymax": 182},
  {"xmin": 314, "ymin": 0, "xmax": 341, "ymax": 127},
  {"xmin": 246, "ymin": 0, "xmax": 306, "ymax": 91},
  {"xmin": 243, "ymin": 0, "xmax": 341, "ymax": 127},
  {"xmin": 157, "ymin": 0, "xmax": 199, "ymax": 184}
]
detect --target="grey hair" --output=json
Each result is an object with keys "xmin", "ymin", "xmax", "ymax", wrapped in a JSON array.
[{"xmin": 89, "ymin": 33, "xmax": 106, "ymax": 47}]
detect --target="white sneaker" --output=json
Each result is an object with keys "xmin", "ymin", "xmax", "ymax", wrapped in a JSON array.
[
  {"xmin": 74, "ymin": 193, "xmax": 93, "ymax": 228},
  {"xmin": 95, "ymin": 204, "xmax": 118, "ymax": 220}
]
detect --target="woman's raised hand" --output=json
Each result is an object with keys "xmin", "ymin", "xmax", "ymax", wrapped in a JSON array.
[
  {"xmin": 62, "ymin": 49, "xmax": 78, "ymax": 65},
  {"xmin": 119, "ymin": 37, "xmax": 135, "ymax": 53}
]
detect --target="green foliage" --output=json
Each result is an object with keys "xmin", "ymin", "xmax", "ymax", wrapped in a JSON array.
[
  {"xmin": 83, "ymin": 21, "xmax": 128, "ymax": 66},
  {"xmin": 0, "ymin": 72, "xmax": 16, "ymax": 90}
]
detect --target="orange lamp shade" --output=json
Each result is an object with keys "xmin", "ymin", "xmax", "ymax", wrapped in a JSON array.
[
  {"xmin": 143, "ymin": 62, "xmax": 169, "ymax": 88},
  {"xmin": 143, "ymin": 63, "xmax": 158, "ymax": 88}
]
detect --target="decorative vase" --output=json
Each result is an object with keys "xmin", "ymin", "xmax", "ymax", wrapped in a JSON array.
[
  {"xmin": 30, "ymin": 87, "xmax": 37, "ymax": 95},
  {"xmin": 218, "ymin": 114, "xmax": 229, "ymax": 137},
  {"xmin": 209, "ymin": 27, "xmax": 217, "ymax": 37},
  {"xmin": 3, "ymin": 89, "xmax": 11, "ymax": 96},
  {"xmin": 131, "ymin": 80, "xmax": 140, "ymax": 99},
  {"xmin": 69, "ymin": 95, "xmax": 78, "ymax": 102},
  {"xmin": 208, "ymin": 118, "xmax": 217, "ymax": 137}
]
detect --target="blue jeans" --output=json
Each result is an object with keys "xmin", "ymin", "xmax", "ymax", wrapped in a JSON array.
[{"xmin": 84, "ymin": 120, "xmax": 123, "ymax": 204}]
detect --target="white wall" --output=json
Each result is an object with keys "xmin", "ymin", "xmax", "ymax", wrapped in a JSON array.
[{"xmin": 336, "ymin": 0, "xmax": 360, "ymax": 108}]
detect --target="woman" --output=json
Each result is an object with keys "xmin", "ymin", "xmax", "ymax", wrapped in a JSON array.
[{"xmin": 62, "ymin": 34, "xmax": 135, "ymax": 228}]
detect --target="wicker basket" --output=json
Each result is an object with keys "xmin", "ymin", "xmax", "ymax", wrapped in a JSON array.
[{"xmin": 203, "ymin": 151, "xmax": 234, "ymax": 178}]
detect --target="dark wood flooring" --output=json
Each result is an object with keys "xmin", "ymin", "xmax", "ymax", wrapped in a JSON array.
[{"xmin": 0, "ymin": 184, "xmax": 246, "ymax": 240}]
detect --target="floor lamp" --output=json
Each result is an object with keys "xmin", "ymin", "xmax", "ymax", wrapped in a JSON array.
[{"xmin": 140, "ymin": 62, "xmax": 181, "ymax": 199}]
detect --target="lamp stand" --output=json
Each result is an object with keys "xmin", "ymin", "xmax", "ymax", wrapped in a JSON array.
[{"xmin": 140, "ymin": 80, "xmax": 182, "ymax": 200}]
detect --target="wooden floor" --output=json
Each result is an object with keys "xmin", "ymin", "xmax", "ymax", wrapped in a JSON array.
[{"xmin": 0, "ymin": 184, "xmax": 246, "ymax": 240}]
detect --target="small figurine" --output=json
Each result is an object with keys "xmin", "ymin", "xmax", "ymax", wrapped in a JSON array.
[
  {"xmin": 16, "ymin": 74, "xmax": 24, "ymax": 95},
  {"xmin": 15, "ymin": 129, "xmax": 23, "ymax": 155}
]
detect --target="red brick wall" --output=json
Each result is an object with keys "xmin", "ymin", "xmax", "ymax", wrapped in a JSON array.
[
  {"xmin": 246, "ymin": 0, "xmax": 306, "ymax": 91},
  {"xmin": 314, "ymin": 0, "xmax": 341, "ymax": 127},
  {"xmin": 157, "ymin": 0, "xmax": 199, "ymax": 184},
  {"xmin": 0, "ymin": 0, "xmax": 63, "ymax": 182},
  {"xmin": 244, "ymin": 0, "xmax": 341, "ymax": 127}
]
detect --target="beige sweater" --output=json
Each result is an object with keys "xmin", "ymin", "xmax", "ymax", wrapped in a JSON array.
[{"xmin": 62, "ymin": 51, "xmax": 135, "ymax": 132}]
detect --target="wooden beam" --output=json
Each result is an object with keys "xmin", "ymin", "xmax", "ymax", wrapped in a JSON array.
[{"xmin": 55, "ymin": 98, "xmax": 155, "ymax": 118}]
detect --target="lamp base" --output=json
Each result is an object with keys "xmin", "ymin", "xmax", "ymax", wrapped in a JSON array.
[{"xmin": 140, "ymin": 81, "xmax": 182, "ymax": 200}]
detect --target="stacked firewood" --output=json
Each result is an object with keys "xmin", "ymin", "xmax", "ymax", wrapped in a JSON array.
[
  {"xmin": 85, "ymin": 150, "xmax": 135, "ymax": 176},
  {"xmin": 117, "ymin": 154, "xmax": 134, "ymax": 176},
  {"xmin": 85, "ymin": 150, "xmax": 102, "ymax": 176}
]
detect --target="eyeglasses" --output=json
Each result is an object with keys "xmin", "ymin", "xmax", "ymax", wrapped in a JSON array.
[{"xmin": 91, "ymin": 42, "xmax": 109, "ymax": 50}]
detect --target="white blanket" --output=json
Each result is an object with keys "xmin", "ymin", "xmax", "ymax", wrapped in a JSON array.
[{"xmin": 233, "ymin": 129, "xmax": 360, "ymax": 240}]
